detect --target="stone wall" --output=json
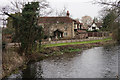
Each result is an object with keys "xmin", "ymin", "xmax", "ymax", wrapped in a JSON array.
[
  {"xmin": 41, "ymin": 37, "xmax": 106, "ymax": 45},
  {"xmin": 42, "ymin": 23, "xmax": 74, "ymax": 39}
]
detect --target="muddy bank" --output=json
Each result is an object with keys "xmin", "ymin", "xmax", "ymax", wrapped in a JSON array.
[
  {"xmin": 2, "ymin": 40, "xmax": 116, "ymax": 78},
  {"xmin": 2, "ymin": 51, "xmax": 25, "ymax": 78}
]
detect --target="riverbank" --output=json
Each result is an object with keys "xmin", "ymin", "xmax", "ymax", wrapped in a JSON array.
[
  {"xmin": 2, "ymin": 38, "xmax": 116, "ymax": 78},
  {"xmin": 2, "ymin": 51, "xmax": 26, "ymax": 79},
  {"xmin": 28, "ymin": 39, "xmax": 116, "ymax": 62}
]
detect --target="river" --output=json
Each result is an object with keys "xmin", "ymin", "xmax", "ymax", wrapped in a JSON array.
[{"xmin": 6, "ymin": 45, "xmax": 119, "ymax": 79}]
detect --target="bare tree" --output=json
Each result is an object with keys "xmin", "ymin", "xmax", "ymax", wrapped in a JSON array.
[
  {"xmin": 94, "ymin": 0, "xmax": 120, "ymax": 43},
  {"xmin": 10, "ymin": 0, "xmax": 26, "ymax": 13},
  {"xmin": 81, "ymin": 16, "xmax": 93, "ymax": 29},
  {"xmin": 58, "ymin": 6, "xmax": 67, "ymax": 16},
  {"xmin": 55, "ymin": 6, "xmax": 70, "ymax": 17},
  {"xmin": 37, "ymin": 0, "xmax": 53, "ymax": 16},
  {"xmin": 94, "ymin": 0, "xmax": 119, "ymax": 7},
  {"xmin": 1, "ymin": 0, "xmax": 52, "ymax": 17},
  {"xmin": 93, "ymin": 0, "xmax": 120, "ymax": 17}
]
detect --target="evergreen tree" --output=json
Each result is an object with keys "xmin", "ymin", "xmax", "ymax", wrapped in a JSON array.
[
  {"xmin": 13, "ymin": 2, "xmax": 43, "ymax": 55},
  {"xmin": 102, "ymin": 11, "xmax": 117, "ymax": 31}
]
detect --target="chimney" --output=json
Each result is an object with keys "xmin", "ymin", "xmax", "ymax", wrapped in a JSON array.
[{"xmin": 67, "ymin": 11, "xmax": 70, "ymax": 17}]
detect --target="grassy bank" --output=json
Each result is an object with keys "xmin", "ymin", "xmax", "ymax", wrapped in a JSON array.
[
  {"xmin": 45, "ymin": 38, "xmax": 112, "ymax": 47},
  {"xmin": 36, "ymin": 38, "xmax": 114, "ymax": 60}
]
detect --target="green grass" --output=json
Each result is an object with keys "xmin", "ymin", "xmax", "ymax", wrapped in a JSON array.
[{"xmin": 44, "ymin": 38, "xmax": 112, "ymax": 47}]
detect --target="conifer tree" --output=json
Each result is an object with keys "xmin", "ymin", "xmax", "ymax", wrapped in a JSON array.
[{"xmin": 13, "ymin": 2, "xmax": 43, "ymax": 55}]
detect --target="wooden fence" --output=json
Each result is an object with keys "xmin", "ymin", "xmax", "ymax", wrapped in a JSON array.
[{"xmin": 88, "ymin": 32, "xmax": 109, "ymax": 37}]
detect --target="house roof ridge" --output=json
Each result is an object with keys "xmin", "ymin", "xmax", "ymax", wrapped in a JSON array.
[
  {"xmin": 39, "ymin": 16, "xmax": 74, "ymax": 20},
  {"xmin": 38, "ymin": 16, "xmax": 82, "ymax": 24},
  {"xmin": 40, "ymin": 16, "xmax": 64, "ymax": 17}
]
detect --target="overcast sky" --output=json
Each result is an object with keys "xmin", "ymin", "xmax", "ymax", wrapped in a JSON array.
[
  {"xmin": 0, "ymin": 0, "xmax": 103, "ymax": 18},
  {"xmin": 0, "ymin": 0, "xmax": 107, "ymax": 27},
  {"xmin": 48, "ymin": 0, "xmax": 103, "ymax": 19}
]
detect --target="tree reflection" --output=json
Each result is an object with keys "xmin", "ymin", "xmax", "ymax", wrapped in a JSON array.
[{"xmin": 22, "ymin": 62, "xmax": 44, "ymax": 80}]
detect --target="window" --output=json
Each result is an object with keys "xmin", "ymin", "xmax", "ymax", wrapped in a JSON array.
[
  {"xmin": 64, "ymin": 32, "xmax": 67, "ymax": 36},
  {"xmin": 92, "ymin": 27, "xmax": 96, "ymax": 30},
  {"xmin": 79, "ymin": 24, "xmax": 82, "ymax": 29},
  {"xmin": 64, "ymin": 26, "xmax": 67, "ymax": 31},
  {"xmin": 74, "ymin": 24, "xmax": 77, "ymax": 29}
]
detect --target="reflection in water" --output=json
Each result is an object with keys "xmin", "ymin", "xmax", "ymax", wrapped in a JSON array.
[
  {"xmin": 7, "ymin": 45, "xmax": 119, "ymax": 78},
  {"xmin": 22, "ymin": 62, "xmax": 43, "ymax": 79}
]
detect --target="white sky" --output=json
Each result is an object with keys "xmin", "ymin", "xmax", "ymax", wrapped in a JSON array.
[
  {"xmin": 0, "ymin": 0, "xmax": 116, "ymax": 26},
  {"xmin": 48, "ymin": 0, "xmax": 102, "ymax": 19},
  {"xmin": 0, "ymin": 0, "xmax": 103, "ymax": 18}
]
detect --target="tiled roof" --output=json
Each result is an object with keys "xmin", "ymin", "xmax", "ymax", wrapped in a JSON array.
[{"xmin": 38, "ymin": 17, "xmax": 76, "ymax": 23}]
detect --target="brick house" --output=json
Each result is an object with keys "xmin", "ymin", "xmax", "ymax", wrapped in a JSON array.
[{"xmin": 38, "ymin": 11, "xmax": 88, "ymax": 41}]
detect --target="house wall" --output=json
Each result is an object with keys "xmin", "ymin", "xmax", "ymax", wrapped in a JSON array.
[
  {"xmin": 72, "ymin": 22, "xmax": 75, "ymax": 38},
  {"xmin": 41, "ymin": 23, "xmax": 74, "ymax": 39}
]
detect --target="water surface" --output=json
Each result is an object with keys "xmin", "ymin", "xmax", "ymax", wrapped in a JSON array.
[{"xmin": 8, "ymin": 45, "xmax": 119, "ymax": 78}]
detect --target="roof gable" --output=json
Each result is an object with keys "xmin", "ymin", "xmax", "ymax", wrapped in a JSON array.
[{"xmin": 91, "ymin": 23, "xmax": 97, "ymax": 27}]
